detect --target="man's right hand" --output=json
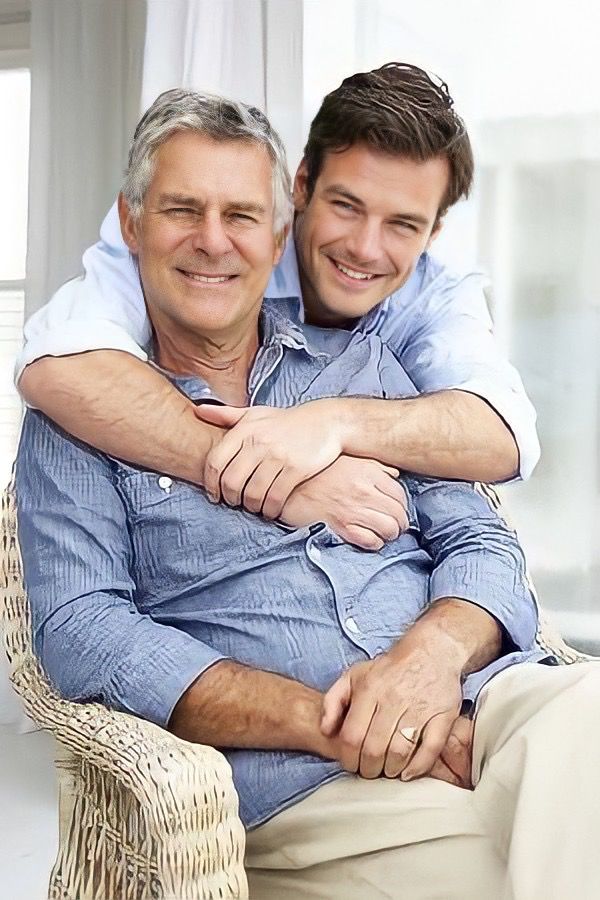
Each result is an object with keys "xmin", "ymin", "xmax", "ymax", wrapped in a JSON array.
[{"xmin": 279, "ymin": 456, "xmax": 409, "ymax": 550}]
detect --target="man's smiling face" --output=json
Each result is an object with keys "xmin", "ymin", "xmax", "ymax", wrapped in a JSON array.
[
  {"xmin": 293, "ymin": 143, "xmax": 450, "ymax": 327},
  {"xmin": 119, "ymin": 129, "xmax": 283, "ymax": 347}
]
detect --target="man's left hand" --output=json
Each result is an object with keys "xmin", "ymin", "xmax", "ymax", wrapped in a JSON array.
[
  {"xmin": 320, "ymin": 641, "xmax": 463, "ymax": 780},
  {"xmin": 195, "ymin": 399, "xmax": 346, "ymax": 518}
]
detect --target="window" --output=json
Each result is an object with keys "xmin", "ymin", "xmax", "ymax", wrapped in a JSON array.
[{"xmin": 0, "ymin": 54, "xmax": 29, "ymax": 485}]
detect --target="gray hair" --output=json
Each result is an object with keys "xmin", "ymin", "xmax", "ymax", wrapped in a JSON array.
[{"xmin": 122, "ymin": 88, "xmax": 293, "ymax": 235}]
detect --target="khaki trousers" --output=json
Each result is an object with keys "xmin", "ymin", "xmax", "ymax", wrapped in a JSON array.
[{"xmin": 246, "ymin": 661, "xmax": 600, "ymax": 900}]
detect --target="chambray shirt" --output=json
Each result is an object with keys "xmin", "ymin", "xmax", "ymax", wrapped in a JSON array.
[
  {"xmin": 16, "ymin": 203, "xmax": 540, "ymax": 479},
  {"xmin": 16, "ymin": 304, "xmax": 547, "ymax": 830}
]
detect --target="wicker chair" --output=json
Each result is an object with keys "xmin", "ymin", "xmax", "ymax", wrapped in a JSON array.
[
  {"xmin": 0, "ymin": 479, "xmax": 248, "ymax": 900},
  {"xmin": 0, "ymin": 477, "xmax": 592, "ymax": 900}
]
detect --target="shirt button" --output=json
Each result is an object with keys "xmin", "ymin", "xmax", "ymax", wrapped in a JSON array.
[
  {"xmin": 345, "ymin": 616, "xmax": 360, "ymax": 634},
  {"xmin": 158, "ymin": 476, "xmax": 173, "ymax": 493}
]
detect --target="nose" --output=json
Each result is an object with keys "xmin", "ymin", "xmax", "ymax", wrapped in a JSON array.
[
  {"xmin": 344, "ymin": 218, "xmax": 383, "ymax": 265},
  {"xmin": 190, "ymin": 210, "xmax": 234, "ymax": 257}
]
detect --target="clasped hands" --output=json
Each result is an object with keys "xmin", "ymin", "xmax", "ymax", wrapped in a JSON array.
[
  {"xmin": 196, "ymin": 399, "xmax": 408, "ymax": 550},
  {"xmin": 317, "ymin": 640, "xmax": 473, "ymax": 789}
]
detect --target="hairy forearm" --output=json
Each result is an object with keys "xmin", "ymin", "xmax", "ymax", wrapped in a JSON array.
[
  {"xmin": 333, "ymin": 391, "xmax": 519, "ymax": 482},
  {"xmin": 169, "ymin": 659, "xmax": 334, "ymax": 756},
  {"xmin": 400, "ymin": 597, "xmax": 503, "ymax": 675},
  {"xmin": 19, "ymin": 352, "xmax": 222, "ymax": 484}
]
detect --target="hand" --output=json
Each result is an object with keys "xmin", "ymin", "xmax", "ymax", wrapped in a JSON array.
[
  {"xmin": 429, "ymin": 715, "xmax": 474, "ymax": 789},
  {"xmin": 280, "ymin": 456, "xmax": 409, "ymax": 550},
  {"xmin": 195, "ymin": 399, "xmax": 345, "ymax": 518},
  {"xmin": 320, "ymin": 640, "xmax": 463, "ymax": 780}
]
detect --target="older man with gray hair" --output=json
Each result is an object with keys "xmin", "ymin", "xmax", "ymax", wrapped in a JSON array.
[{"xmin": 15, "ymin": 90, "xmax": 600, "ymax": 899}]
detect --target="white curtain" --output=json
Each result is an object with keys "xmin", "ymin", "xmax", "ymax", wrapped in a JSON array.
[
  {"xmin": 142, "ymin": 0, "xmax": 304, "ymax": 173},
  {"xmin": 25, "ymin": 0, "xmax": 146, "ymax": 317}
]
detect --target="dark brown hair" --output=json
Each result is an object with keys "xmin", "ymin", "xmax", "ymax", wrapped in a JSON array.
[{"xmin": 303, "ymin": 62, "xmax": 473, "ymax": 222}]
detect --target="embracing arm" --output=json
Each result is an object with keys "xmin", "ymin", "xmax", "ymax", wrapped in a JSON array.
[{"xmin": 20, "ymin": 351, "xmax": 221, "ymax": 484}]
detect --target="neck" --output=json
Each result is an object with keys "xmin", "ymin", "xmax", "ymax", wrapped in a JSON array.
[{"xmin": 155, "ymin": 323, "xmax": 260, "ymax": 406}]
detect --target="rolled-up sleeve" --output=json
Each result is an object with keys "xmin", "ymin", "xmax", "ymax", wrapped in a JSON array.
[
  {"xmin": 382, "ymin": 265, "xmax": 540, "ymax": 480},
  {"xmin": 15, "ymin": 201, "xmax": 150, "ymax": 383},
  {"xmin": 15, "ymin": 410, "xmax": 226, "ymax": 727},
  {"xmin": 407, "ymin": 476, "xmax": 539, "ymax": 655}
]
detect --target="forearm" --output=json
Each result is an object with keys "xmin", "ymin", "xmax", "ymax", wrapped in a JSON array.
[
  {"xmin": 399, "ymin": 597, "xmax": 503, "ymax": 677},
  {"xmin": 333, "ymin": 391, "xmax": 519, "ymax": 482},
  {"xmin": 19, "ymin": 352, "xmax": 222, "ymax": 484},
  {"xmin": 169, "ymin": 659, "xmax": 335, "ymax": 757}
]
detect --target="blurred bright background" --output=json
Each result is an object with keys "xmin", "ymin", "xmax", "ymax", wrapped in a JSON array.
[{"xmin": 0, "ymin": 2, "xmax": 599, "ymax": 894}]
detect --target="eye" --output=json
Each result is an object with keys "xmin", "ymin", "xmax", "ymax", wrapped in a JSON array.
[
  {"xmin": 230, "ymin": 212, "xmax": 258, "ymax": 223},
  {"xmin": 392, "ymin": 220, "xmax": 419, "ymax": 233},
  {"xmin": 332, "ymin": 200, "xmax": 356, "ymax": 213},
  {"xmin": 166, "ymin": 207, "xmax": 198, "ymax": 217}
]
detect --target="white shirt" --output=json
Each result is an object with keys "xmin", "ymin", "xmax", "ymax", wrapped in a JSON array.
[{"xmin": 17, "ymin": 202, "xmax": 540, "ymax": 479}]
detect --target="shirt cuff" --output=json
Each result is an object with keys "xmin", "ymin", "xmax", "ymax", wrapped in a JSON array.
[
  {"xmin": 109, "ymin": 633, "xmax": 229, "ymax": 729},
  {"xmin": 449, "ymin": 378, "xmax": 541, "ymax": 481},
  {"xmin": 429, "ymin": 558, "xmax": 539, "ymax": 657},
  {"xmin": 15, "ymin": 318, "xmax": 149, "ymax": 386},
  {"xmin": 462, "ymin": 651, "xmax": 557, "ymax": 707}
]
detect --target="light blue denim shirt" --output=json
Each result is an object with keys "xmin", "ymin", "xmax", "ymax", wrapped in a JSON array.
[
  {"xmin": 17, "ymin": 203, "xmax": 540, "ymax": 478},
  {"xmin": 16, "ymin": 303, "xmax": 549, "ymax": 829}
]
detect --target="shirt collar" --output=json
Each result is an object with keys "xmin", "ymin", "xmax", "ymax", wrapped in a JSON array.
[
  {"xmin": 265, "ymin": 234, "xmax": 304, "ymax": 321},
  {"xmin": 150, "ymin": 301, "xmax": 324, "ymax": 405}
]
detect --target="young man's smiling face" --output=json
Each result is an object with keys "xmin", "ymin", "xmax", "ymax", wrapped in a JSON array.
[{"xmin": 293, "ymin": 143, "xmax": 450, "ymax": 327}]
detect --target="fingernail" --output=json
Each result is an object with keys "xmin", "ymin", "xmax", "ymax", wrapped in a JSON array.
[{"xmin": 400, "ymin": 770, "xmax": 413, "ymax": 781}]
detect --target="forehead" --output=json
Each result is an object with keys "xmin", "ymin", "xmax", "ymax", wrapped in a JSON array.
[
  {"xmin": 317, "ymin": 143, "xmax": 450, "ymax": 215},
  {"xmin": 148, "ymin": 130, "xmax": 274, "ymax": 206}
]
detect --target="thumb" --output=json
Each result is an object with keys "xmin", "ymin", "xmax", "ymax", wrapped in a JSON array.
[
  {"xmin": 321, "ymin": 673, "xmax": 351, "ymax": 736},
  {"xmin": 194, "ymin": 404, "xmax": 248, "ymax": 427}
]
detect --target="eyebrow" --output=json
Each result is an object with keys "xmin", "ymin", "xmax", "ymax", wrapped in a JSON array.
[
  {"xmin": 324, "ymin": 184, "xmax": 430, "ymax": 227},
  {"xmin": 158, "ymin": 193, "xmax": 267, "ymax": 215}
]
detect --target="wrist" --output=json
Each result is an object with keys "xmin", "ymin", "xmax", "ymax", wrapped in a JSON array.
[
  {"xmin": 322, "ymin": 397, "xmax": 358, "ymax": 455},
  {"xmin": 288, "ymin": 687, "xmax": 334, "ymax": 756}
]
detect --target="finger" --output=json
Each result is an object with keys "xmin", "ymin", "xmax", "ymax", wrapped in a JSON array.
[
  {"xmin": 375, "ymin": 476, "xmax": 408, "ymax": 507},
  {"xmin": 219, "ymin": 447, "xmax": 264, "ymax": 507},
  {"xmin": 383, "ymin": 720, "xmax": 422, "ymax": 778},
  {"xmin": 401, "ymin": 710, "xmax": 456, "ymax": 781},
  {"xmin": 203, "ymin": 435, "xmax": 245, "ymax": 500},
  {"xmin": 261, "ymin": 467, "xmax": 312, "ymax": 520},
  {"xmin": 441, "ymin": 717, "xmax": 474, "ymax": 788},
  {"xmin": 349, "ymin": 508, "xmax": 401, "ymax": 542},
  {"xmin": 241, "ymin": 461, "xmax": 285, "ymax": 514},
  {"xmin": 359, "ymin": 707, "xmax": 405, "ymax": 779},
  {"xmin": 321, "ymin": 673, "xmax": 352, "ymax": 736},
  {"xmin": 429, "ymin": 755, "xmax": 462, "ymax": 787},
  {"xmin": 339, "ymin": 525, "xmax": 384, "ymax": 551},
  {"xmin": 337, "ymin": 696, "xmax": 378, "ymax": 773},
  {"xmin": 194, "ymin": 404, "xmax": 248, "ymax": 427}
]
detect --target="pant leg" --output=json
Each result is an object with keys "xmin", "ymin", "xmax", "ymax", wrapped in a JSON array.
[
  {"xmin": 472, "ymin": 661, "xmax": 600, "ymax": 900},
  {"xmin": 246, "ymin": 774, "xmax": 507, "ymax": 900}
]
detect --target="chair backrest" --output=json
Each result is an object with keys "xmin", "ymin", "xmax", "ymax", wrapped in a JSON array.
[{"xmin": 0, "ymin": 477, "xmax": 63, "ymax": 723}]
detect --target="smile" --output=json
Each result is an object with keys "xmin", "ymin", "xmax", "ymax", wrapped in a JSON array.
[
  {"xmin": 328, "ymin": 257, "xmax": 383, "ymax": 284},
  {"xmin": 178, "ymin": 269, "xmax": 236, "ymax": 284}
]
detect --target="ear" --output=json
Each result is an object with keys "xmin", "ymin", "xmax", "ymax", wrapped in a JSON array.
[
  {"xmin": 273, "ymin": 222, "xmax": 290, "ymax": 266},
  {"xmin": 118, "ymin": 192, "xmax": 140, "ymax": 254},
  {"xmin": 426, "ymin": 216, "xmax": 444, "ymax": 250},
  {"xmin": 292, "ymin": 158, "xmax": 310, "ymax": 213}
]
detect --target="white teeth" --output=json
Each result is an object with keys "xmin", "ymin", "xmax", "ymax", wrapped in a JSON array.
[
  {"xmin": 184, "ymin": 272, "xmax": 230, "ymax": 283},
  {"xmin": 334, "ymin": 261, "xmax": 374, "ymax": 280}
]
